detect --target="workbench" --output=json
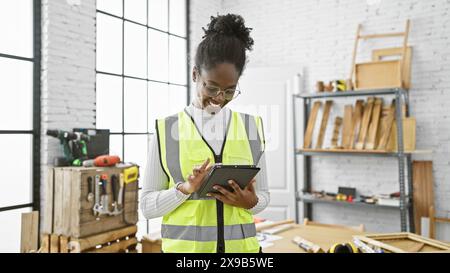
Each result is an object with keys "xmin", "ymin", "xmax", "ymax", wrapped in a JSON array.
[{"xmin": 262, "ymin": 224, "xmax": 364, "ymax": 253}]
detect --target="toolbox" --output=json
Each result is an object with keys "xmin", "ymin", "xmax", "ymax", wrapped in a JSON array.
[{"xmin": 42, "ymin": 165, "xmax": 139, "ymax": 238}]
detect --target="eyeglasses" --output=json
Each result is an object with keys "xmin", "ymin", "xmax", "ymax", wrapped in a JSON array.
[{"xmin": 199, "ymin": 76, "xmax": 242, "ymax": 100}]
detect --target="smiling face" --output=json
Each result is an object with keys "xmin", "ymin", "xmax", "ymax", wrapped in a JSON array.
[{"xmin": 193, "ymin": 63, "xmax": 240, "ymax": 113}]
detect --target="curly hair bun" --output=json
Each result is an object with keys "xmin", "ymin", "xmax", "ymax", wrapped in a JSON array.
[{"xmin": 203, "ymin": 13, "xmax": 254, "ymax": 51}]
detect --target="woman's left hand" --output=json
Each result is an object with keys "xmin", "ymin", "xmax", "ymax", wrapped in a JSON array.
[{"xmin": 208, "ymin": 179, "xmax": 258, "ymax": 209}]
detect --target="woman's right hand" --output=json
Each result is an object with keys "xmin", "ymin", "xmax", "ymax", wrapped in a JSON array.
[{"xmin": 178, "ymin": 158, "xmax": 212, "ymax": 195}]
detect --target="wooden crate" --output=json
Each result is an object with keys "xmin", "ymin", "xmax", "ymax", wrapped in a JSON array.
[
  {"xmin": 39, "ymin": 225, "xmax": 138, "ymax": 253},
  {"xmin": 42, "ymin": 166, "xmax": 139, "ymax": 238}
]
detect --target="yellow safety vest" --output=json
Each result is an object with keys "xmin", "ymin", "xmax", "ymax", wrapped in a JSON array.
[{"xmin": 156, "ymin": 109, "xmax": 265, "ymax": 253}]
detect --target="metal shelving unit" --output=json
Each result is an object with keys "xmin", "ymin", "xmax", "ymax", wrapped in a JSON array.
[{"xmin": 292, "ymin": 88, "xmax": 414, "ymax": 232}]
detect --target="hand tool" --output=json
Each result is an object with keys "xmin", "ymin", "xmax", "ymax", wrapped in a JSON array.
[
  {"xmin": 123, "ymin": 166, "xmax": 139, "ymax": 184},
  {"xmin": 328, "ymin": 242, "xmax": 359, "ymax": 253},
  {"xmin": 46, "ymin": 129, "xmax": 90, "ymax": 166},
  {"xmin": 92, "ymin": 175, "xmax": 102, "ymax": 216},
  {"xmin": 118, "ymin": 173, "xmax": 125, "ymax": 211},
  {"xmin": 109, "ymin": 174, "xmax": 123, "ymax": 216},
  {"xmin": 292, "ymin": 236, "xmax": 324, "ymax": 253},
  {"xmin": 86, "ymin": 176, "xmax": 94, "ymax": 203},
  {"xmin": 100, "ymin": 174, "xmax": 110, "ymax": 215}
]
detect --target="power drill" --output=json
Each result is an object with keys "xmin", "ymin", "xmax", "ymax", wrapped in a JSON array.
[{"xmin": 46, "ymin": 129, "xmax": 90, "ymax": 166}]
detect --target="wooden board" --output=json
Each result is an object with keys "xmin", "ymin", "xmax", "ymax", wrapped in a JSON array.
[
  {"xmin": 377, "ymin": 100, "xmax": 396, "ymax": 150},
  {"xmin": 330, "ymin": 117, "xmax": 343, "ymax": 149},
  {"xmin": 355, "ymin": 60, "xmax": 402, "ymax": 90},
  {"xmin": 386, "ymin": 117, "xmax": 416, "ymax": 151},
  {"xmin": 365, "ymin": 98, "xmax": 383, "ymax": 150},
  {"xmin": 44, "ymin": 166, "xmax": 139, "ymax": 238},
  {"xmin": 349, "ymin": 100, "xmax": 364, "ymax": 149},
  {"xmin": 303, "ymin": 101, "xmax": 322, "ymax": 148},
  {"xmin": 42, "ymin": 167, "xmax": 54, "ymax": 234},
  {"xmin": 355, "ymin": 97, "xmax": 375, "ymax": 150},
  {"xmin": 21, "ymin": 211, "xmax": 39, "ymax": 253},
  {"xmin": 315, "ymin": 101, "xmax": 333, "ymax": 149},
  {"xmin": 341, "ymin": 105, "xmax": 353, "ymax": 149},
  {"xmin": 353, "ymin": 233, "xmax": 449, "ymax": 253},
  {"xmin": 413, "ymin": 161, "xmax": 435, "ymax": 235},
  {"xmin": 372, "ymin": 47, "xmax": 412, "ymax": 89}
]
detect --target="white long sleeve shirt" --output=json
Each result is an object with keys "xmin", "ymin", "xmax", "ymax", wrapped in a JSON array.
[{"xmin": 140, "ymin": 105, "xmax": 270, "ymax": 219}]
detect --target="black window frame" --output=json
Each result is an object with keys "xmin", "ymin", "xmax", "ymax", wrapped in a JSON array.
[
  {"xmin": 0, "ymin": 0, "xmax": 41, "ymax": 214},
  {"xmin": 95, "ymin": 0, "xmax": 190, "ymax": 234}
]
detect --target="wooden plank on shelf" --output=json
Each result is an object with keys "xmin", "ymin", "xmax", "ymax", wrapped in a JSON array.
[
  {"xmin": 341, "ymin": 105, "xmax": 353, "ymax": 149},
  {"xmin": 59, "ymin": 236, "xmax": 69, "ymax": 253},
  {"xmin": 20, "ymin": 211, "xmax": 39, "ymax": 253},
  {"xmin": 386, "ymin": 117, "xmax": 416, "ymax": 151},
  {"xmin": 355, "ymin": 97, "xmax": 375, "ymax": 149},
  {"xmin": 377, "ymin": 100, "xmax": 396, "ymax": 150},
  {"xmin": 365, "ymin": 98, "xmax": 383, "ymax": 150},
  {"xmin": 413, "ymin": 161, "xmax": 434, "ymax": 235},
  {"xmin": 349, "ymin": 100, "xmax": 364, "ymax": 149},
  {"xmin": 330, "ymin": 117, "xmax": 343, "ymax": 149},
  {"xmin": 315, "ymin": 100, "xmax": 333, "ymax": 149},
  {"xmin": 303, "ymin": 101, "xmax": 322, "ymax": 149}
]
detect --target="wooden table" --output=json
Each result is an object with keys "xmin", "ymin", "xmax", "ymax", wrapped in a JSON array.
[{"xmin": 263, "ymin": 225, "xmax": 365, "ymax": 253}]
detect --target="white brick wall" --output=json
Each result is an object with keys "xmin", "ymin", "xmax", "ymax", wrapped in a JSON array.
[
  {"xmin": 40, "ymin": 0, "xmax": 96, "ymax": 225},
  {"xmin": 190, "ymin": 0, "xmax": 450, "ymax": 240}
]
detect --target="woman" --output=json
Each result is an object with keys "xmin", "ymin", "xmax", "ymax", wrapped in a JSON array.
[{"xmin": 141, "ymin": 14, "xmax": 270, "ymax": 253}]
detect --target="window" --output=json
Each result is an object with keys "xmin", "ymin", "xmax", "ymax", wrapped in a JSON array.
[
  {"xmin": 96, "ymin": 0, "xmax": 189, "ymax": 237},
  {"xmin": 0, "ymin": 0, "xmax": 41, "ymax": 253}
]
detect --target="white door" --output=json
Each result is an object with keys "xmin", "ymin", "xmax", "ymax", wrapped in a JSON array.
[{"xmin": 228, "ymin": 66, "xmax": 303, "ymax": 222}]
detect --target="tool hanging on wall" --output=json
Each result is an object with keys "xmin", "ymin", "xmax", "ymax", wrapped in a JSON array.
[
  {"xmin": 316, "ymin": 101, "xmax": 333, "ymax": 149},
  {"xmin": 355, "ymin": 97, "xmax": 375, "ymax": 150},
  {"xmin": 86, "ymin": 176, "xmax": 94, "ymax": 203},
  {"xmin": 93, "ymin": 175, "xmax": 102, "ymax": 218}
]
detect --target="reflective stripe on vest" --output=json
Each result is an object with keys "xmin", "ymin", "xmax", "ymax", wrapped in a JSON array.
[{"xmin": 161, "ymin": 223, "xmax": 256, "ymax": 242}]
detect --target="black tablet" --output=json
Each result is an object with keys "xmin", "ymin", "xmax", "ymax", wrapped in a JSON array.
[{"xmin": 196, "ymin": 164, "xmax": 260, "ymax": 198}]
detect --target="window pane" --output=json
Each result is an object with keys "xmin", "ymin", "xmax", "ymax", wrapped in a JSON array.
[
  {"xmin": 109, "ymin": 134, "xmax": 123, "ymax": 159},
  {"xmin": 124, "ymin": 78, "xmax": 147, "ymax": 133},
  {"xmin": 96, "ymin": 74, "xmax": 123, "ymax": 133},
  {"xmin": 169, "ymin": 0, "xmax": 186, "ymax": 37},
  {"xmin": 148, "ymin": 0, "xmax": 168, "ymax": 31},
  {"xmin": 124, "ymin": 22, "xmax": 147, "ymax": 78},
  {"xmin": 96, "ymin": 14, "xmax": 123, "ymax": 74},
  {"xmin": 148, "ymin": 82, "xmax": 169, "ymax": 133},
  {"xmin": 125, "ymin": 0, "xmax": 147, "ymax": 25},
  {"xmin": 0, "ymin": 135, "xmax": 32, "ymax": 208},
  {"xmin": 169, "ymin": 85, "xmax": 187, "ymax": 114},
  {"xmin": 0, "ymin": 57, "xmax": 33, "ymax": 130},
  {"xmin": 169, "ymin": 36, "xmax": 187, "ymax": 85},
  {"xmin": 124, "ymin": 135, "xmax": 149, "ymax": 182},
  {"xmin": 148, "ymin": 30, "xmax": 168, "ymax": 82},
  {"xmin": 0, "ymin": 208, "xmax": 31, "ymax": 253},
  {"xmin": 97, "ymin": 0, "xmax": 123, "ymax": 17},
  {"xmin": 0, "ymin": 0, "xmax": 33, "ymax": 58}
]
